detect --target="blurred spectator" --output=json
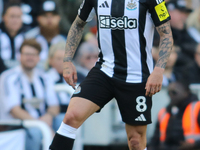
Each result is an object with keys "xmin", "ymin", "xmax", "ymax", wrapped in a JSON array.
[
  {"xmin": 74, "ymin": 41, "xmax": 99, "ymax": 82},
  {"xmin": 167, "ymin": 0, "xmax": 199, "ymax": 59},
  {"xmin": 83, "ymin": 32, "xmax": 98, "ymax": 47},
  {"xmin": 186, "ymin": 6, "xmax": 200, "ymax": 43},
  {"xmin": 0, "ymin": 39, "xmax": 59, "ymax": 150},
  {"xmin": 148, "ymin": 80, "xmax": 200, "ymax": 150},
  {"xmin": 2, "ymin": 0, "xmax": 43, "ymax": 28},
  {"xmin": 46, "ymin": 42, "xmax": 73, "ymax": 130},
  {"xmin": 25, "ymin": 0, "xmax": 66, "ymax": 61},
  {"xmin": 0, "ymin": 2, "xmax": 26, "ymax": 61},
  {"xmin": 180, "ymin": 44, "xmax": 200, "ymax": 84}
]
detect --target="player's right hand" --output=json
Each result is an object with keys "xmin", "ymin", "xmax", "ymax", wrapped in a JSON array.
[{"xmin": 63, "ymin": 62, "xmax": 77, "ymax": 89}]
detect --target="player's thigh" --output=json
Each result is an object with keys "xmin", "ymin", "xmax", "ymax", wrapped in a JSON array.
[
  {"xmin": 63, "ymin": 97, "xmax": 100, "ymax": 128},
  {"xmin": 63, "ymin": 68, "xmax": 114, "ymax": 127}
]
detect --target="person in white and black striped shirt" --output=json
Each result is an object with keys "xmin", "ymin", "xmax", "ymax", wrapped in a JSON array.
[
  {"xmin": 0, "ymin": 39, "xmax": 59, "ymax": 150},
  {"xmin": 50, "ymin": 0, "xmax": 173, "ymax": 150},
  {"xmin": 0, "ymin": 3, "xmax": 26, "ymax": 61}
]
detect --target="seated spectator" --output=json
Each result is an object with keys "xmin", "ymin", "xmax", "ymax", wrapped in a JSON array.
[
  {"xmin": 0, "ymin": 39, "xmax": 59, "ymax": 150},
  {"xmin": 167, "ymin": 0, "xmax": 199, "ymax": 59},
  {"xmin": 83, "ymin": 32, "xmax": 98, "ymax": 47},
  {"xmin": 0, "ymin": 2, "xmax": 26, "ymax": 61},
  {"xmin": 74, "ymin": 41, "xmax": 99, "ymax": 82},
  {"xmin": 148, "ymin": 80, "xmax": 200, "ymax": 150},
  {"xmin": 25, "ymin": 0, "xmax": 66, "ymax": 61},
  {"xmin": 186, "ymin": 6, "xmax": 200, "ymax": 43},
  {"xmin": 46, "ymin": 42, "xmax": 73, "ymax": 130},
  {"xmin": 180, "ymin": 44, "xmax": 200, "ymax": 84}
]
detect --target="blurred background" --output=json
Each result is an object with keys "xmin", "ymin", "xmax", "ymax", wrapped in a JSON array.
[{"xmin": 0, "ymin": 0, "xmax": 200, "ymax": 150}]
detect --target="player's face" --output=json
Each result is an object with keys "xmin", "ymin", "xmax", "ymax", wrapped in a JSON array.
[
  {"xmin": 3, "ymin": 6, "xmax": 23, "ymax": 33},
  {"xmin": 37, "ymin": 12, "xmax": 60, "ymax": 29},
  {"xmin": 50, "ymin": 50, "xmax": 64, "ymax": 74},
  {"xmin": 168, "ymin": 82, "xmax": 189, "ymax": 106},
  {"xmin": 20, "ymin": 46, "xmax": 40, "ymax": 70}
]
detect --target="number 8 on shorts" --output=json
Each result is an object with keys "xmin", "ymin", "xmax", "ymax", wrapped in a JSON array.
[{"xmin": 136, "ymin": 96, "xmax": 147, "ymax": 112}]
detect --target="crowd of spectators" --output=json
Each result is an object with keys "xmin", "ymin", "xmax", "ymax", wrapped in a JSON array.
[{"xmin": 0, "ymin": 0, "xmax": 199, "ymax": 150}]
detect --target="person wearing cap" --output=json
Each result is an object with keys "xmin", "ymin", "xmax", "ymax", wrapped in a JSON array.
[
  {"xmin": 167, "ymin": 0, "xmax": 199, "ymax": 60},
  {"xmin": 166, "ymin": 0, "xmax": 200, "ymax": 85},
  {"xmin": 25, "ymin": 0, "xmax": 66, "ymax": 61}
]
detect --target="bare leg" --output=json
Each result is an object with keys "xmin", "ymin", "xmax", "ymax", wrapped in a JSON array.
[
  {"xmin": 49, "ymin": 97, "xmax": 100, "ymax": 150},
  {"xmin": 125, "ymin": 124, "xmax": 147, "ymax": 150},
  {"xmin": 63, "ymin": 97, "xmax": 100, "ymax": 128}
]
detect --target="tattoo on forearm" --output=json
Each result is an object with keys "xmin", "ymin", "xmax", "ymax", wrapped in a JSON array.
[
  {"xmin": 155, "ymin": 21, "xmax": 173, "ymax": 69},
  {"xmin": 63, "ymin": 16, "xmax": 86, "ymax": 62},
  {"xmin": 63, "ymin": 57, "xmax": 72, "ymax": 62}
]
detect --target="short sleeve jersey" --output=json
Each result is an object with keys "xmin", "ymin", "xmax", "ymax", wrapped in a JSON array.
[{"xmin": 78, "ymin": 0, "xmax": 170, "ymax": 83}]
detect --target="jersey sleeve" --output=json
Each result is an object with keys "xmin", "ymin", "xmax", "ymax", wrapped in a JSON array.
[
  {"xmin": 148, "ymin": 0, "xmax": 171, "ymax": 27},
  {"xmin": 78, "ymin": 0, "xmax": 95, "ymax": 22}
]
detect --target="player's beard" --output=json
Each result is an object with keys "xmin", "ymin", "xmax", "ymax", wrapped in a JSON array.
[{"xmin": 40, "ymin": 25, "xmax": 60, "ymax": 42}]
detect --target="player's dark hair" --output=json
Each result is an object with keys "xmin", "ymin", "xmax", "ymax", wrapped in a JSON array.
[
  {"xmin": 2, "ymin": 2, "xmax": 21, "ymax": 16},
  {"xmin": 20, "ymin": 39, "xmax": 42, "ymax": 54}
]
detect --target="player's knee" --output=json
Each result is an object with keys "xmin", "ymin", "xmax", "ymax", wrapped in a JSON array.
[
  {"xmin": 128, "ymin": 133, "xmax": 143, "ymax": 150},
  {"xmin": 129, "ymin": 137, "xmax": 140, "ymax": 150},
  {"xmin": 63, "ymin": 111, "xmax": 81, "ymax": 127}
]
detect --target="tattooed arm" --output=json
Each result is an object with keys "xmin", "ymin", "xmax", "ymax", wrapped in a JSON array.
[
  {"xmin": 145, "ymin": 21, "xmax": 173, "ymax": 97},
  {"xmin": 63, "ymin": 16, "xmax": 87, "ymax": 88},
  {"xmin": 64, "ymin": 16, "xmax": 87, "ymax": 62},
  {"xmin": 155, "ymin": 21, "xmax": 173, "ymax": 69}
]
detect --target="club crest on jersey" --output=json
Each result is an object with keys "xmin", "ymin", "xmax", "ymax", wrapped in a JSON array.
[
  {"xmin": 74, "ymin": 86, "xmax": 81, "ymax": 94},
  {"xmin": 126, "ymin": 0, "xmax": 137, "ymax": 11}
]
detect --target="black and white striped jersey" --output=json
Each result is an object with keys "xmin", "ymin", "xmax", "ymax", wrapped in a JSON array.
[
  {"xmin": 78, "ymin": 0, "xmax": 170, "ymax": 83},
  {"xmin": 0, "ymin": 66, "xmax": 58, "ymax": 119}
]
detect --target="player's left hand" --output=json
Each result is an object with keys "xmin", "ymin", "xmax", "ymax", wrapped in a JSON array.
[{"xmin": 145, "ymin": 67, "xmax": 164, "ymax": 97}]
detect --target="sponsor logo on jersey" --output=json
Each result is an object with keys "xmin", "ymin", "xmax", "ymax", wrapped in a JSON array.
[
  {"xmin": 155, "ymin": 1, "xmax": 169, "ymax": 21},
  {"xmin": 99, "ymin": 15, "xmax": 137, "ymax": 29},
  {"xmin": 126, "ymin": 0, "xmax": 137, "ymax": 11}
]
